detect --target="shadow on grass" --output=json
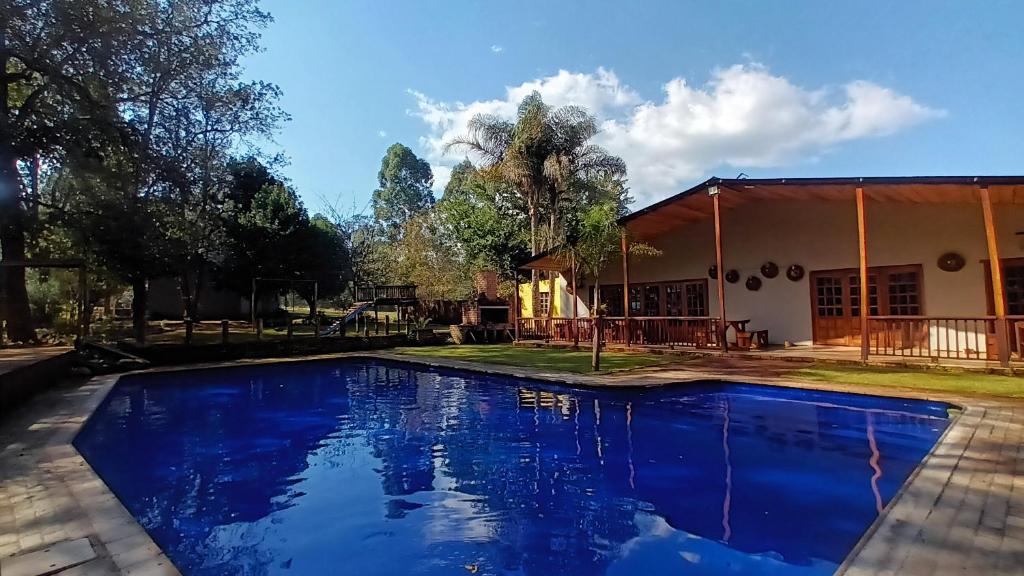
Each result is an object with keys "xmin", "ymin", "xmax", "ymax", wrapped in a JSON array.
[{"xmin": 395, "ymin": 344, "xmax": 674, "ymax": 374}]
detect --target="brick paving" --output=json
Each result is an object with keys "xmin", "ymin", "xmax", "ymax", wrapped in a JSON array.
[{"xmin": 0, "ymin": 352, "xmax": 1022, "ymax": 575}]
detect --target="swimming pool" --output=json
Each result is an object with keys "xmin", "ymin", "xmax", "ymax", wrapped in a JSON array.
[{"xmin": 74, "ymin": 359, "xmax": 951, "ymax": 575}]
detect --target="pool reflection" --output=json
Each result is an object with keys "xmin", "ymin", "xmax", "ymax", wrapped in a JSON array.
[{"xmin": 75, "ymin": 360, "xmax": 949, "ymax": 576}]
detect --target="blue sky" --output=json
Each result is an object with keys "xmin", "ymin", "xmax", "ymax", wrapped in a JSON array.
[{"xmin": 244, "ymin": 0, "xmax": 1023, "ymax": 214}]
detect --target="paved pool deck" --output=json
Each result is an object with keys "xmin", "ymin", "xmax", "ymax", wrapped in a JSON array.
[{"xmin": 1, "ymin": 351, "xmax": 1022, "ymax": 575}]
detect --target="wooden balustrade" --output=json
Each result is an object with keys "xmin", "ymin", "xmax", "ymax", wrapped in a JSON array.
[
  {"xmin": 516, "ymin": 315, "xmax": 1016, "ymax": 363},
  {"xmin": 355, "ymin": 285, "xmax": 417, "ymax": 302},
  {"xmin": 866, "ymin": 316, "xmax": 998, "ymax": 360},
  {"xmin": 515, "ymin": 316, "xmax": 720, "ymax": 349}
]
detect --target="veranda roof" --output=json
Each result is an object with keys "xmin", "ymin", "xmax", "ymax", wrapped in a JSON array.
[{"xmin": 519, "ymin": 175, "xmax": 1024, "ymax": 270}]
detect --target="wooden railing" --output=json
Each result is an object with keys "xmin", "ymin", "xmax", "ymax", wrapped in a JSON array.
[
  {"xmin": 516, "ymin": 316, "xmax": 721, "ymax": 349},
  {"xmin": 355, "ymin": 285, "xmax": 417, "ymax": 302},
  {"xmin": 866, "ymin": 316, "xmax": 997, "ymax": 360}
]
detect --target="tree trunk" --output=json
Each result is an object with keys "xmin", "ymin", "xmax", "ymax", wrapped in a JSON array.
[
  {"xmin": 131, "ymin": 276, "xmax": 147, "ymax": 344},
  {"xmin": 592, "ymin": 280, "xmax": 601, "ymax": 371},
  {"xmin": 0, "ymin": 156, "xmax": 35, "ymax": 343},
  {"xmin": 528, "ymin": 203, "xmax": 539, "ymax": 318}
]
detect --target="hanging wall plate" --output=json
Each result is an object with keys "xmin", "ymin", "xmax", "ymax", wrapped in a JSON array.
[
  {"xmin": 786, "ymin": 264, "xmax": 805, "ymax": 281},
  {"xmin": 937, "ymin": 252, "xmax": 966, "ymax": 272},
  {"xmin": 708, "ymin": 265, "xmax": 718, "ymax": 279},
  {"xmin": 761, "ymin": 262, "xmax": 779, "ymax": 279},
  {"xmin": 746, "ymin": 276, "xmax": 762, "ymax": 291},
  {"xmin": 725, "ymin": 269, "xmax": 740, "ymax": 284}
]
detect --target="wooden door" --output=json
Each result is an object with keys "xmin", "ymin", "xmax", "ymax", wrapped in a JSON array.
[
  {"xmin": 811, "ymin": 273, "xmax": 853, "ymax": 345},
  {"xmin": 811, "ymin": 265, "xmax": 922, "ymax": 347}
]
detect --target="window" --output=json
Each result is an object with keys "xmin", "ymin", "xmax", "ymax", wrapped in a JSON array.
[
  {"xmin": 1005, "ymin": 264, "xmax": 1024, "ymax": 315},
  {"xmin": 603, "ymin": 285, "xmax": 624, "ymax": 317},
  {"xmin": 643, "ymin": 285, "xmax": 661, "ymax": 316},
  {"xmin": 664, "ymin": 284, "xmax": 683, "ymax": 316},
  {"xmin": 816, "ymin": 277, "xmax": 844, "ymax": 317},
  {"xmin": 684, "ymin": 282, "xmax": 707, "ymax": 316},
  {"xmin": 537, "ymin": 291, "xmax": 550, "ymax": 316},
  {"xmin": 887, "ymin": 271, "xmax": 921, "ymax": 315},
  {"xmin": 629, "ymin": 286, "xmax": 642, "ymax": 315},
  {"xmin": 849, "ymin": 274, "xmax": 879, "ymax": 317}
]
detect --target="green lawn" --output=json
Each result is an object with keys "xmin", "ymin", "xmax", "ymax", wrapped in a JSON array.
[
  {"xmin": 787, "ymin": 365, "xmax": 1024, "ymax": 399},
  {"xmin": 396, "ymin": 344, "xmax": 674, "ymax": 374}
]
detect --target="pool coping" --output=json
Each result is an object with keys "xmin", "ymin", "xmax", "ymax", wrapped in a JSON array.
[{"xmin": 29, "ymin": 351, "xmax": 1010, "ymax": 575}]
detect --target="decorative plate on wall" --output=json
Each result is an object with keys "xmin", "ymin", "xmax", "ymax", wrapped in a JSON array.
[
  {"xmin": 937, "ymin": 252, "xmax": 966, "ymax": 272},
  {"xmin": 708, "ymin": 265, "xmax": 718, "ymax": 279},
  {"xmin": 746, "ymin": 276, "xmax": 762, "ymax": 291},
  {"xmin": 725, "ymin": 269, "xmax": 740, "ymax": 284},
  {"xmin": 761, "ymin": 262, "xmax": 779, "ymax": 279},
  {"xmin": 786, "ymin": 264, "xmax": 805, "ymax": 282}
]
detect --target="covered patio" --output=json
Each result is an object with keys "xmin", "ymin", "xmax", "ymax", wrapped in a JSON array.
[{"xmin": 515, "ymin": 176, "xmax": 1024, "ymax": 368}]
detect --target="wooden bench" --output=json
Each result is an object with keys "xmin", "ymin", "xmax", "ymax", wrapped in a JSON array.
[{"xmin": 735, "ymin": 329, "xmax": 769, "ymax": 350}]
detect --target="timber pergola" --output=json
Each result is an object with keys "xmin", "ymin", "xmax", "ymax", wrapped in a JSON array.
[{"xmin": 519, "ymin": 176, "xmax": 1024, "ymax": 366}]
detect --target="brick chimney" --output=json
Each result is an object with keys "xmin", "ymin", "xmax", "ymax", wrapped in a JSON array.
[{"xmin": 475, "ymin": 271, "xmax": 498, "ymax": 301}]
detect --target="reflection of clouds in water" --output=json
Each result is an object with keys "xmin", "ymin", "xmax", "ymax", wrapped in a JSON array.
[
  {"xmin": 420, "ymin": 490, "xmax": 498, "ymax": 544},
  {"xmin": 609, "ymin": 512, "xmax": 831, "ymax": 576}
]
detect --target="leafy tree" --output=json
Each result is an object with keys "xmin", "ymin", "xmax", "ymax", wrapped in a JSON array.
[
  {"xmin": 0, "ymin": 0, "xmax": 136, "ymax": 341},
  {"xmin": 446, "ymin": 92, "xmax": 626, "ymax": 311},
  {"xmin": 437, "ymin": 160, "xmax": 530, "ymax": 279},
  {"xmin": 559, "ymin": 196, "xmax": 658, "ymax": 371},
  {"xmin": 292, "ymin": 214, "xmax": 350, "ymax": 314},
  {"xmin": 391, "ymin": 214, "xmax": 472, "ymax": 302},
  {"xmin": 372, "ymin": 143, "xmax": 435, "ymax": 231}
]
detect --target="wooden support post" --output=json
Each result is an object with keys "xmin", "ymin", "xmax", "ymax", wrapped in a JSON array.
[
  {"xmin": 221, "ymin": 320, "xmax": 229, "ymax": 344},
  {"xmin": 77, "ymin": 266, "xmax": 89, "ymax": 341},
  {"xmin": 512, "ymin": 272, "xmax": 521, "ymax": 341},
  {"xmin": 621, "ymin": 232, "xmax": 631, "ymax": 346},
  {"xmin": 250, "ymin": 278, "xmax": 257, "ymax": 328},
  {"xmin": 980, "ymin": 185, "xmax": 1011, "ymax": 367},
  {"xmin": 856, "ymin": 186, "xmax": 870, "ymax": 363},
  {"xmin": 184, "ymin": 319, "xmax": 193, "ymax": 345},
  {"xmin": 256, "ymin": 318, "xmax": 263, "ymax": 341},
  {"xmin": 571, "ymin": 255, "xmax": 579, "ymax": 348},
  {"xmin": 286, "ymin": 318, "xmax": 293, "ymax": 339},
  {"xmin": 711, "ymin": 187, "xmax": 728, "ymax": 352},
  {"xmin": 385, "ymin": 315, "xmax": 390, "ymax": 335}
]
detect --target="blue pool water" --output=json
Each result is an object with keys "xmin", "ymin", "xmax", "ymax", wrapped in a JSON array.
[{"xmin": 75, "ymin": 359, "xmax": 950, "ymax": 576}]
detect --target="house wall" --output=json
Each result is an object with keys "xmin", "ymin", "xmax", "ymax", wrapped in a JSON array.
[
  {"xmin": 518, "ymin": 275, "xmax": 590, "ymax": 318},
  {"xmin": 587, "ymin": 198, "xmax": 1024, "ymax": 346}
]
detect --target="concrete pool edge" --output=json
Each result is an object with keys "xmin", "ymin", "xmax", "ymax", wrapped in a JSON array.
[{"xmin": 7, "ymin": 351, "xmax": 1018, "ymax": 575}]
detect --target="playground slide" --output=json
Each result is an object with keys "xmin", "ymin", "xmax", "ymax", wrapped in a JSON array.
[{"xmin": 318, "ymin": 301, "xmax": 372, "ymax": 336}]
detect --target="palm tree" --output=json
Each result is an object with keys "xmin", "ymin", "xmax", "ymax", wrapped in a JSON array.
[
  {"xmin": 542, "ymin": 105, "xmax": 626, "ymax": 250},
  {"xmin": 446, "ymin": 92, "xmax": 626, "ymax": 322},
  {"xmin": 446, "ymin": 92, "xmax": 553, "ymax": 309}
]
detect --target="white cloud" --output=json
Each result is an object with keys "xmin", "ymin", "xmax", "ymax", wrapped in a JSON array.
[
  {"xmin": 377, "ymin": 130, "xmax": 387, "ymax": 138},
  {"xmin": 490, "ymin": 45, "xmax": 503, "ymax": 53},
  {"xmin": 409, "ymin": 64, "xmax": 944, "ymax": 200}
]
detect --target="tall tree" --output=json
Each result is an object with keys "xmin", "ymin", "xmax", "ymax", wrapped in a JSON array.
[
  {"xmin": 0, "ymin": 0, "xmax": 135, "ymax": 341},
  {"xmin": 446, "ymin": 92, "xmax": 625, "ymax": 313},
  {"xmin": 446, "ymin": 93, "xmax": 551, "ymax": 307},
  {"xmin": 437, "ymin": 160, "xmax": 530, "ymax": 279},
  {"xmin": 558, "ymin": 199, "xmax": 658, "ymax": 371},
  {"xmin": 372, "ymin": 143, "xmax": 435, "ymax": 231}
]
